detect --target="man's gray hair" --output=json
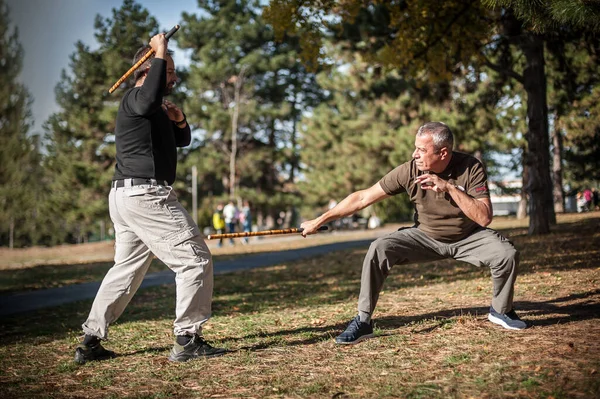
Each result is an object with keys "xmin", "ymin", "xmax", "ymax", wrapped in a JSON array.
[{"xmin": 417, "ymin": 122, "xmax": 454, "ymax": 151}]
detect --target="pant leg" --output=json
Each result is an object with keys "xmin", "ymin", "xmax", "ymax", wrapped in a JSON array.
[
  {"xmin": 82, "ymin": 188, "xmax": 154, "ymax": 340},
  {"xmin": 227, "ymin": 222, "xmax": 235, "ymax": 244},
  {"xmin": 117, "ymin": 185, "xmax": 213, "ymax": 336},
  {"xmin": 217, "ymin": 228, "xmax": 224, "ymax": 247},
  {"xmin": 358, "ymin": 227, "xmax": 447, "ymax": 316},
  {"xmin": 449, "ymin": 228, "xmax": 519, "ymax": 313}
]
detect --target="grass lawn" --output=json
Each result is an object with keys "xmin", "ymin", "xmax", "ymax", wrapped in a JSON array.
[{"xmin": 0, "ymin": 213, "xmax": 598, "ymax": 398}]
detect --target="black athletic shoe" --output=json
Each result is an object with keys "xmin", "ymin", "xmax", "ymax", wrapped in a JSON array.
[
  {"xmin": 488, "ymin": 306, "xmax": 527, "ymax": 330},
  {"xmin": 335, "ymin": 315, "xmax": 375, "ymax": 345},
  {"xmin": 74, "ymin": 341, "xmax": 116, "ymax": 364},
  {"xmin": 168, "ymin": 335, "xmax": 227, "ymax": 362}
]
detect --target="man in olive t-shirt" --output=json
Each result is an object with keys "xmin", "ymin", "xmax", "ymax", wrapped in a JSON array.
[{"xmin": 301, "ymin": 122, "xmax": 526, "ymax": 345}]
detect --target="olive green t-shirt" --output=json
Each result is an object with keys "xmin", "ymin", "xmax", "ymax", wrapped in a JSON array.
[{"xmin": 379, "ymin": 152, "xmax": 490, "ymax": 242}]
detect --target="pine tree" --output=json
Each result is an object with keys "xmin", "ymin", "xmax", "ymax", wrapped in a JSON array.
[
  {"xmin": 177, "ymin": 0, "xmax": 324, "ymax": 227},
  {"xmin": 0, "ymin": 0, "xmax": 41, "ymax": 248},
  {"xmin": 41, "ymin": 0, "xmax": 160, "ymax": 243},
  {"xmin": 546, "ymin": 30, "xmax": 600, "ymax": 202}
]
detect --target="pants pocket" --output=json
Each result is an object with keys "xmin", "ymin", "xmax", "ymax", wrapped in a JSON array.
[
  {"xmin": 164, "ymin": 227, "xmax": 197, "ymax": 247},
  {"xmin": 123, "ymin": 186, "xmax": 172, "ymax": 210}
]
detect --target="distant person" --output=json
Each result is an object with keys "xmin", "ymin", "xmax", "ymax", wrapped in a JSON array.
[
  {"xmin": 239, "ymin": 200, "xmax": 252, "ymax": 244},
  {"xmin": 592, "ymin": 188, "xmax": 599, "ymax": 211},
  {"xmin": 328, "ymin": 198, "xmax": 338, "ymax": 210},
  {"xmin": 576, "ymin": 192, "xmax": 586, "ymax": 213},
  {"xmin": 74, "ymin": 33, "xmax": 226, "ymax": 364},
  {"xmin": 301, "ymin": 122, "xmax": 526, "ymax": 345},
  {"xmin": 212, "ymin": 203, "xmax": 226, "ymax": 247},
  {"xmin": 583, "ymin": 188, "xmax": 593, "ymax": 212},
  {"xmin": 222, "ymin": 200, "xmax": 238, "ymax": 245},
  {"xmin": 367, "ymin": 213, "xmax": 381, "ymax": 229}
]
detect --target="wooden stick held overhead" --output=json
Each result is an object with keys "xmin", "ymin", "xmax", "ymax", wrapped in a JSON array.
[
  {"xmin": 207, "ymin": 226, "xmax": 329, "ymax": 240},
  {"xmin": 108, "ymin": 25, "xmax": 181, "ymax": 94}
]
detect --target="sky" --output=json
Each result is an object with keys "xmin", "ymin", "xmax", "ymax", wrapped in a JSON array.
[{"xmin": 6, "ymin": 0, "xmax": 198, "ymax": 134}]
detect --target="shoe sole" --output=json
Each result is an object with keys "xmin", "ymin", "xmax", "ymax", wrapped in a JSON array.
[
  {"xmin": 487, "ymin": 313, "xmax": 526, "ymax": 330},
  {"xmin": 335, "ymin": 333, "xmax": 375, "ymax": 345}
]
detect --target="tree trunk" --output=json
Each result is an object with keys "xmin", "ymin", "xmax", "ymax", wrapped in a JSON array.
[
  {"xmin": 289, "ymin": 96, "xmax": 298, "ymax": 183},
  {"xmin": 9, "ymin": 217, "xmax": 14, "ymax": 249},
  {"xmin": 552, "ymin": 120, "xmax": 565, "ymax": 214},
  {"xmin": 517, "ymin": 156, "xmax": 529, "ymax": 220},
  {"xmin": 229, "ymin": 103, "xmax": 238, "ymax": 199},
  {"xmin": 520, "ymin": 33, "xmax": 553, "ymax": 234},
  {"xmin": 226, "ymin": 66, "xmax": 248, "ymax": 200}
]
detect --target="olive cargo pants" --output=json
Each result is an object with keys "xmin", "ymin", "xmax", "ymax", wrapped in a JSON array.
[{"xmin": 358, "ymin": 226, "xmax": 519, "ymax": 316}]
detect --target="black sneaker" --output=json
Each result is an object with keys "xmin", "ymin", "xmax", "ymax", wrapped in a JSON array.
[
  {"xmin": 488, "ymin": 306, "xmax": 527, "ymax": 330},
  {"xmin": 335, "ymin": 315, "xmax": 374, "ymax": 345},
  {"xmin": 168, "ymin": 335, "xmax": 227, "ymax": 362},
  {"xmin": 74, "ymin": 341, "xmax": 116, "ymax": 364}
]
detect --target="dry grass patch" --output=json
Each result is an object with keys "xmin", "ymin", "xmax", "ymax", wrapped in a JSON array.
[{"xmin": 0, "ymin": 213, "xmax": 598, "ymax": 398}]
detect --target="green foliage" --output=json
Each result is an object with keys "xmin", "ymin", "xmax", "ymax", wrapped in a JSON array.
[
  {"xmin": 546, "ymin": 32, "xmax": 600, "ymax": 189},
  {"xmin": 564, "ymin": 85, "xmax": 600, "ymax": 186},
  {"xmin": 264, "ymin": 0, "xmax": 600, "ymax": 235},
  {"xmin": 176, "ymin": 0, "xmax": 324, "ymax": 225},
  {"xmin": 299, "ymin": 53, "xmax": 433, "ymax": 222},
  {"xmin": 0, "ymin": 0, "xmax": 42, "ymax": 247},
  {"xmin": 39, "ymin": 0, "xmax": 161, "ymax": 244},
  {"xmin": 266, "ymin": 1, "xmax": 492, "ymax": 80},
  {"xmin": 483, "ymin": 0, "xmax": 600, "ymax": 33}
]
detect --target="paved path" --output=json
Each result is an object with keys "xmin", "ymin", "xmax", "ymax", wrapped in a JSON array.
[{"xmin": 0, "ymin": 238, "xmax": 374, "ymax": 317}]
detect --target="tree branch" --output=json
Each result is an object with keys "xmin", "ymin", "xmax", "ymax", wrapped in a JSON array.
[
  {"xmin": 482, "ymin": 56, "xmax": 524, "ymax": 84},
  {"xmin": 412, "ymin": 1, "xmax": 477, "ymax": 61}
]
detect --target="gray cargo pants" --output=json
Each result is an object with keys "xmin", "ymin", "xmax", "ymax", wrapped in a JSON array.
[
  {"xmin": 358, "ymin": 226, "xmax": 519, "ymax": 316},
  {"xmin": 82, "ymin": 179, "xmax": 213, "ymax": 339}
]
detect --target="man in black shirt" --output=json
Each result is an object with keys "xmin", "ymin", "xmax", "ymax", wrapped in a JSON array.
[{"xmin": 75, "ymin": 33, "xmax": 225, "ymax": 364}]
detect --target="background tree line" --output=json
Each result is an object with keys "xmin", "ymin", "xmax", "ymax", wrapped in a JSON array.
[{"xmin": 1, "ymin": 0, "xmax": 599, "ymax": 248}]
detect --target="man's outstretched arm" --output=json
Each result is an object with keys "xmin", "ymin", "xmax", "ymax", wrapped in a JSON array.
[{"xmin": 301, "ymin": 183, "xmax": 390, "ymax": 236}]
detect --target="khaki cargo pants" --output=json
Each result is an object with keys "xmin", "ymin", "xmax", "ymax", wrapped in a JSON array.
[
  {"xmin": 358, "ymin": 226, "xmax": 519, "ymax": 316},
  {"xmin": 82, "ymin": 179, "xmax": 213, "ymax": 339}
]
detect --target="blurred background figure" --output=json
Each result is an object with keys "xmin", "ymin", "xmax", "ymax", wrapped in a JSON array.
[
  {"xmin": 212, "ymin": 203, "xmax": 226, "ymax": 247},
  {"xmin": 583, "ymin": 188, "xmax": 593, "ymax": 211},
  {"xmin": 223, "ymin": 200, "xmax": 238, "ymax": 245},
  {"xmin": 576, "ymin": 192, "xmax": 586, "ymax": 213},
  {"xmin": 368, "ymin": 213, "xmax": 381, "ymax": 229},
  {"xmin": 239, "ymin": 200, "xmax": 252, "ymax": 244}
]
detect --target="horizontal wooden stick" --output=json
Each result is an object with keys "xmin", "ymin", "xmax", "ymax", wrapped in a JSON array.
[{"xmin": 207, "ymin": 226, "xmax": 328, "ymax": 240}]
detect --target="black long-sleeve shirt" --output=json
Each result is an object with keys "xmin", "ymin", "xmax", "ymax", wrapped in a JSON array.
[{"xmin": 113, "ymin": 58, "xmax": 191, "ymax": 185}]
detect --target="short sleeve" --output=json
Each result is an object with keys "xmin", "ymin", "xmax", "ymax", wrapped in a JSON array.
[
  {"xmin": 467, "ymin": 160, "xmax": 490, "ymax": 199},
  {"xmin": 379, "ymin": 162, "xmax": 412, "ymax": 196}
]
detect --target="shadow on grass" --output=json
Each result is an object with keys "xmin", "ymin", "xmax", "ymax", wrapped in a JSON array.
[
  {"xmin": 0, "ymin": 216, "xmax": 597, "ymax": 350},
  {"xmin": 116, "ymin": 345, "xmax": 173, "ymax": 358},
  {"xmin": 0, "ymin": 261, "xmax": 115, "ymax": 294},
  {"xmin": 0, "ymin": 259, "xmax": 170, "ymax": 295},
  {"xmin": 231, "ymin": 288, "xmax": 600, "ymax": 351},
  {"xmin": 1, "ymin": 287, "xmax": 597, "ymax": 354}
]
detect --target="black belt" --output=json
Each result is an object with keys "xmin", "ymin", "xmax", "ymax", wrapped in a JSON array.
[{"xmin": 111, "ymin": 178, "xmax": 168, "ymax": 188}]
